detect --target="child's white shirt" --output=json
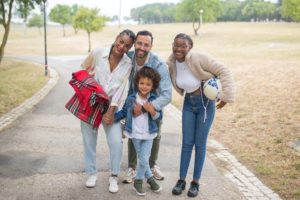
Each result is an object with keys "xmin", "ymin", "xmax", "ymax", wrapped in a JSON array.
[{"xmin": 124, "ymin": 93, "xmax": 157, "ymax": 140}]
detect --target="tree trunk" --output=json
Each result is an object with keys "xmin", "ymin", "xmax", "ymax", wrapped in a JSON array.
[
  {"xmin": 73, "ymin": 27, "xmax": 78, "ymax": 34},
  {"xmin": 88, "ymin": 32, "xmax": 91, "ymax": 52},
  {"xmin": 0, "ymin": 0, "xmax": 14, "ymax": 65},
  {"xmin": 0, "ymin": 24, "xmax": 10, "ymax": 64},
  {"xmin": 192, "ymin": 19, "xmax": 200, "ymax": 36}
]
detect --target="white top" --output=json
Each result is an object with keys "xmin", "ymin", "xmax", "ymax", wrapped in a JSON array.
[
  {"xmin": 124, "ymin": 93, "xmax": 157, "ymax": 140},
  {"xmin": 175, "ymin": 61, "xmax": 201, "ymax": 93},
  {"xmin": 81, "ymin": 48, "xmax": 132, "ymax": 109}
]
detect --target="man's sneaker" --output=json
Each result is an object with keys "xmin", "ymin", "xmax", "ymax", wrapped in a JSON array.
[
  {"xmin": 109, "ymin": 176, "xmax": 119, "ymax": 193},
  {"xmin": 151, "ymin": 165, "xmax": 165, "ymax": 180},
  {"xmin": 122, "ymin": 167, "xmax": 136, "ymax": 184},
  {"xmin": 147, "ymin": 176, "xmax": 162, "ymax": 193},
  {"xmin": 133, "ymin": 179, "xmax": 146, "ymax": 196},
  {"xmin": 85, "ymin": 174, "xmax": 97, "ymax": 188}
]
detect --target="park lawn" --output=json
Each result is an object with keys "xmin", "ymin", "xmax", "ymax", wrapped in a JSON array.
[
  {"xmin": 0, "ymin": 58, "xmax": 49, "ymax": 117},
  {"xmin": 1, "ymin": 22, "xmax": 300, "ymax": 199}
]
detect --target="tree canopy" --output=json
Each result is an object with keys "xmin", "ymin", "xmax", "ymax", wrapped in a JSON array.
[
  {"xmin": 176, "ymin": 0, "xmax": 222, "ymax": 35},
  {"xmin": 27, "ymin": 13, "xmax": 43, "ymax": 34},
  {"xmin": 49, "ymin": 4, "xmax": 72, "ymax": 37},
  {"xmin": 0, "ymin": 0, "xmax": 42, "ymax": 64},
  {"xmin": 73, "ymin": 7, "xmax": 107, "ymax": 52},
  {"xmin": 282, "ymin": 0, "xmax": 300, "ymax": 22},
  {"xmin": 15, "ymin": 0, "xmax": 42, "ymax": 23},
  {"xmin": 130, "ymin": 3, "xmax": 177, "ymax": 24}
]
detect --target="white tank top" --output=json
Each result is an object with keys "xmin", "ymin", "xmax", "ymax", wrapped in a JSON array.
[{"xmin": 175, "ymin": 61, "xmax": 201, "ymax": 93}]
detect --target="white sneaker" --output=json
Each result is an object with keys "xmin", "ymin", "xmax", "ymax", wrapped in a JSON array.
[
  {"xmin": 122, "ymin": 167, "xmax": 136, "ymax": 184},
  {"xmin": 109, "ymin": 176, "xmax": 119, "ymax": 193},
  {"xmin": 85, "ymin": 174, "xmax": 97, "ymax": 188},
  {"xmin": 151, "ymin": 165, "xmax": 165, "ymax": 180}
]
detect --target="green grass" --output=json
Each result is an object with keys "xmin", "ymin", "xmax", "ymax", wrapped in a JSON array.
[{"xmin": 0, "ymin": 58, "xmax": 48, "ymax": 117}]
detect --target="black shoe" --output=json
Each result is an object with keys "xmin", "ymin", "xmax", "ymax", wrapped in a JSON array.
[
  {"xmin": 187, "ymin": 181, "xmax": 199, "ymax": 197},
  {"xmin": 172, "ymin": 179, "xmax": 186, "ymax": 195}
]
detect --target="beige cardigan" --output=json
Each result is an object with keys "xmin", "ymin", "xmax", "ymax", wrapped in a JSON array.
[{"xmin": 167, "ymin": 52, "xmax": 235, "ymax": 103}]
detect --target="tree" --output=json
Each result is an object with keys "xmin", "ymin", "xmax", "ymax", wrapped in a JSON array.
[
  {"xmin": 73, "ymin": 7, "xmax": 107, "ymax": 52},
  {"xmin": 130, "ymin": 3, "xmax": 177, "ymax": 24},
  {"xmin": 0, "ymin": 0, "xmax": 42, "ymax": 64},
  {"xmin": 218, "ymin": 0, "xmax": 242, "ymax": 21},
  {"xmin": 282, "ymin": 0, "xmax": 300, "ymax": 22},
  {"xmin": 27, "ymin": 13, "xmax": 43, "ymax": 35},
  {"xmin": 70, "ymin": 4, "xmax": 79, "ymax": 34},
  {"xmin": 176, "ymin": 0, "xmax": 221, "ymax": 35},
  {"xmin": 49, "ymin": 4, "xmax": 72, "ymax": 37},
  {"xmin": 16, "ymin": 0, "xmax": 42, "ymax": 23},
  {"xmin": 240, "ymin": 0, "xmax": 276, "ymax": 22},
  {"xmin": 15, "ymin": 0, "xmax": 42, "ymax": 37}
]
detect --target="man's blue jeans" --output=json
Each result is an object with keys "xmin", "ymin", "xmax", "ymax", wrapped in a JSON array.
[
  {"xmin": 132, "ymin": 138, "xmax": 154, "ymax": 180},
  {"xmin": 179, "ymin": 94, "xmax": 215, "ymax": 181}
]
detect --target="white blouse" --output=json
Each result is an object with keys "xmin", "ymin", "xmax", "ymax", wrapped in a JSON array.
[
  {"xmin": 81, "ymin": 48, "xmax": 132, "ymax": 109},
  {"xmin": 175, "ymin": 60, "xmax": 201, "ymax": 93}
]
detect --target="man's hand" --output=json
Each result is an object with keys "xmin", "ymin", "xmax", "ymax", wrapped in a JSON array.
[
  {"xmin": 103, "ymin": 106, "xmax": 115, "ymax": 125},
  {"xmin": 133, "ymin": 103, "xmax": 143, "ymax": 117},
  {"xmin": 143, "ymin": 102, "xmax": 156, "ymax": 117},
  {"xmin": 216, "ymin": 100, "xmax": 227, "ymax": 109}
]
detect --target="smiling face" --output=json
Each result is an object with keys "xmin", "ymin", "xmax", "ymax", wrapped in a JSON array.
[
  {"xmin": 112, "ymin": 34, "xmax": 134, "ymax": 56},
  {"xmin": 172, "ymin": 38, "xmax": 192, "ymax": 62},
  {"xmin": 137, "ymin": 77, "xmax": 153, "ymax": 98},
  {"xmin": 134, "ymin": 35, "xmax": 152, "ymax": 60}
]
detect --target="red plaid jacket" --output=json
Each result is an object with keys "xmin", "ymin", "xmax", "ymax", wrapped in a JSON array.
[{"xmin": 65, "ymin": 70, "xmax": 110, "ymax": 129}]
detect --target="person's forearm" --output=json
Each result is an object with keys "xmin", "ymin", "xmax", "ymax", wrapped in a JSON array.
[{"xmin": 151, "ymin": 90, "xmax": 172, "ymax": 111}]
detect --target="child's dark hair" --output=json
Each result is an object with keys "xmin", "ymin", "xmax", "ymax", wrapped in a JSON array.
[{"xmin": 134, "ymin": 66, "xmax": 161, "ymax": 92}]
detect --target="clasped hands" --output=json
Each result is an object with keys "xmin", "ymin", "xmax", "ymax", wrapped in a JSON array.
[{"xmin": 133, "ymin": 102, "xmax": 156, "ymax": 117}]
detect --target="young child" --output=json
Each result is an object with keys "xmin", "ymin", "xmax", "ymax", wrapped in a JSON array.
[{"xmin": 114, "ymin": 66, "xmax": 162, "ymax": 196}]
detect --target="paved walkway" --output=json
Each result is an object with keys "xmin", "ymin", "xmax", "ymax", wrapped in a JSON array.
[{"xmin": 0, "ymin": 56, "xmax": 281, "ymax": 200}]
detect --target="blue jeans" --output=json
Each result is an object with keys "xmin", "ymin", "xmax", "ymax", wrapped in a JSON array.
[
  {"xmin": 81, "ymin": 121, "xmax": 123, "ymax": 175},
  {"xmin": 132, "ymin": 139, "xmax": 153, "ymax": 180},
  {"xmin": 179, "ymin": 94, "xmax": 215, "ymax": 181}
]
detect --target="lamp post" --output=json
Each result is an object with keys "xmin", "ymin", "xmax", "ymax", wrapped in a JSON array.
[
  {"xmin": 199, "ymin": 9, "xmax": 204, "ymax": 27},
  {"xmin": 43, "ymin": 0, "xmax": 48, "ymax": 76},
  {"xmin": 118, "ymin": 0, "xmax": 122, "ymax": 28}
]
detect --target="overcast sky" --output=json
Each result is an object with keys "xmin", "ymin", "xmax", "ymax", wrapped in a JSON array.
[{"xmin": 48, "ymin": 0, "xmax": 181, "ymax": 17}]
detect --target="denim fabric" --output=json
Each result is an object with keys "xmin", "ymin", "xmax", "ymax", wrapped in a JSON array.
[
  {"xmin": 114, "ymin": 92, "xmax": 162, "ymax": 134},
  {"xmin": 127, "ymin": 51, "xmax": 172, "ymax": 111},
  {"xmin": 81, "ymin": 121, "xmax": 98, "ymax": 175},
  {"xmin": 179, "ymin": 94, "xmax": 215, "ymax": 181},
  {"xmin": 128, "ymin": 121, "xmax": 162, "ymax": 169},
  {"xmin": 81, "ymin": 120, "xmax": 123, "ymax": 175},
  {"xmin": 102, "ymin": 122, "xmax": 123, "ymax": 175},
  {"xmin": 132, "ymin": 139, "xmax": 154, "ymax": 180}
]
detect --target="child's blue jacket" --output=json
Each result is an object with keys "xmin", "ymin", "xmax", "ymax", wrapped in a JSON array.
[{"xmin": 114, "ymin": 92, "xmax": 162, "ymax": 134}]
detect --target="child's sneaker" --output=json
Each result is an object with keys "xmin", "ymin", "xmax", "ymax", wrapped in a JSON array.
[
  {"xmin": 133, "ymin": 179, "xmax": 146, "ymax": 196},
  {"xmin": 147, "ymin": 176, "xmax": 162, "ymax": 193}
]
